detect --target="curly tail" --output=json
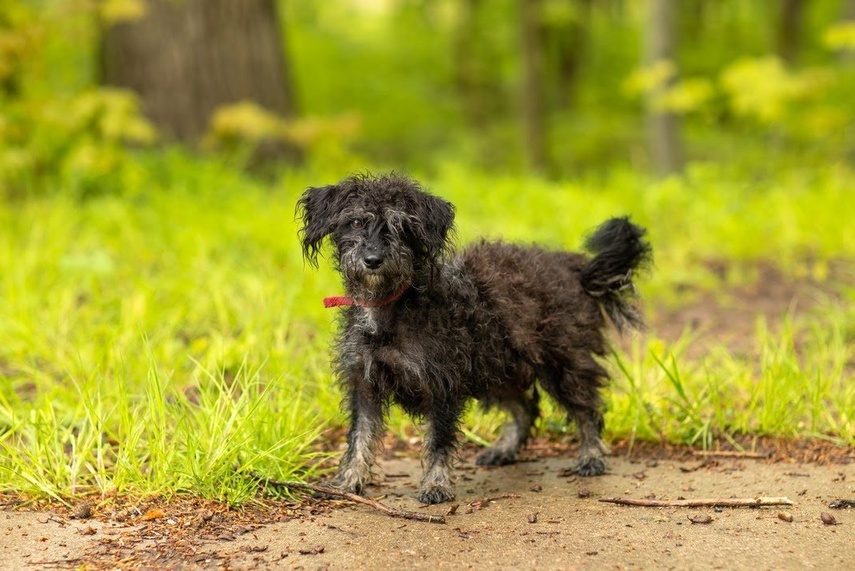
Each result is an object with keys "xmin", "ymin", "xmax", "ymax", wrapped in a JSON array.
[{"xmin": 580, "ymin": 217, "xmax": 652, "ymax": 332}]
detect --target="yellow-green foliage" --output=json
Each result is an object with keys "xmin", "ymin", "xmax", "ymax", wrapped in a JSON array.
[
  {"xmin": 624, "ymin": 61, "xmax": 714, "ymax": 115},
  {"xmin": 203, "ymin": 101, "xmax": 364, "ymax": 173},
  {"xmin": 98, "ymin": 0, "xmax": 147, "ymax": 25},
  {"xmin": 720, "ymin": 56, "xmax": 815, "ymax": 124},
  {"xmin": 0, "ymin": 88, "xmax": 156, "ymax": 199},
  {"xmin": 823, "ymin": 21, "xmax": 855, "ymax": 51}
]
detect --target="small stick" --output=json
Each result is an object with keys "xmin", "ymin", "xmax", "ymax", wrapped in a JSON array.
[
  {"xmin": 829, "ymin": 499, "xmax": 855, "ymax": 509},
  {"xmin": 253, "ymin": 474, "xmax": 446, "ymax": 524},
  {"xmin": 469, "ymin": 493, "xmax": 520, "ymax": 506},
  {"xmin": 691, "ymin": 450, "xmax": 768, "ymax": 459},
  {"xmin": 599, "ymin": 496, "xmax": 793, "ymax": 508}
]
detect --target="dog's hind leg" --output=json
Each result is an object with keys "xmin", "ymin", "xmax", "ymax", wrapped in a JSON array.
[
  {"xmin": 331, "ymin": 388, "xmax": 385, "ymax": 495},
  {"xmin": 475, "ymin": 388, "xmax": 540, "ymax": 466},
  {"xmin": 567, "ymin": 404, "xmax": 610, "ymax": 476},
  {"xmin": 540, "ymin": 363, "xmax": 610, "ymax": 476},
  {"xmin": 417, "ymin": 402, "xmax": 464, "ymax": 504}
]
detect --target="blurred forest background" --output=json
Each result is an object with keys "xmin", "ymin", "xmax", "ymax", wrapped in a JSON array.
[
  {"xmin": 3, "ymin": 1, "xmax": 855, "ymax": 501},
  {"xmin": 2, "ymin": 0, "xmax": 855, "ymax": 193}
]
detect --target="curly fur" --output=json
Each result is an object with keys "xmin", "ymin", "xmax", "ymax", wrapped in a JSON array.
[{"xmin": 297, "ymin": 172, "xmax": 652, "ymax": 504}]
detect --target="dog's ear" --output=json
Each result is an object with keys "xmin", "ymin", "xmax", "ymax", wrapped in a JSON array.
[
  {"xmin": 409, "ymin": 192, "xmax": 455, "ymax": 259},
  {"xmin": 296, "ymin": 184, "xmax": 346, "ymax": 266}
]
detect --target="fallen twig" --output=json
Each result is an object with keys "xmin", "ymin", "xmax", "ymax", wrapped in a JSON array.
[
  {"xmin": 469, "ymin": 493, "xmax": 520, "ymax": 507},
  {"xmin": 691, "ymin": 450, "xmax": 768, "ymax": 459},
  {"xmin": 599, "ymin": 496, "xmax": 793, "ymax": 508},
  {"xmin": 829, "ymin": 499, "xmax": 855, "ymax": 509},
  {"xmin": 251, "ymin": 473, "xmax": 446, "ymax": 524},
  {"xmin": 27, "ymin": 558, "xmax": 83, "ymax": 568}
]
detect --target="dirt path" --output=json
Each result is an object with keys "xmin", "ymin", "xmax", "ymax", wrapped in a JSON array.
[
  {"xmin": 3, "ymin": 446, "xmax": 853, "ymax": 570},
  {"xmin": 230, "ymin": 453, "xmax": 854, "ymax": 570}
]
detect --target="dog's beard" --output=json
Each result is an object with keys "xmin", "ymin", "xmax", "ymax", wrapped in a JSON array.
[
  {"xmin": 344, "ymin": 269, "xmax": 406, "ymax": 302},
  {"xmin": 361, "ymin": 272, "xmax": 385, "ymax": 290},
  {"xmin": 341, "ymin": 260, "xmax": 411, "ymax": 302}
]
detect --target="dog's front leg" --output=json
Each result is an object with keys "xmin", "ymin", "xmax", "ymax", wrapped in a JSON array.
[
  {"xmin": 331, "ymin": 386, "xmax": 385, "ymax": 495},
  {"xmin": 417, "ymin": 402, "xmax": 461, "ymax": 505}
]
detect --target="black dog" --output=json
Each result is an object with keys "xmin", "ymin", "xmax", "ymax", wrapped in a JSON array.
[{"xmin": 297, "ymin": 172, "xmax": 651, "ymax": 504}]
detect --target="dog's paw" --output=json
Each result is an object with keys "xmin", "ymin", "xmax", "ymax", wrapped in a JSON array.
[
  {"xmin": 574, "ymin": 456, "xmax": 606, "ymax": 477},
  {"xmin": 475, "ymin": 447, "xmax": 518, "ymax": 466},
  {"xmin": 416, "ymin": 485, "xmax": 455, "ymax": 505}
]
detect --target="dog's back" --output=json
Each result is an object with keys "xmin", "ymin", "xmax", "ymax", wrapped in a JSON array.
[
  {"xmin": 460, "ymin": 217, "xmax": 651, "ymax": 367},
  {"xmin": 461, "ymin": 241, "xmax": 608, "ymax": 367}
]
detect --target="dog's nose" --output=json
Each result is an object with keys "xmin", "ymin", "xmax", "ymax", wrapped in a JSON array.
[{"xmin": 363, "ymin": 253, "xmax": 383, "ymax": 270}]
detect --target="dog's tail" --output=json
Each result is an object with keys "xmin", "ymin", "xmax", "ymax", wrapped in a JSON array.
[{"xmin": 580, "ymin": 217, "xmax": 652, "ymax": 332}]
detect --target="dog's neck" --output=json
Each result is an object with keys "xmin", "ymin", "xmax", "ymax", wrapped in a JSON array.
[{"xmin": 323, "ymin": 281, "xmax": 412, "ymax": 309}]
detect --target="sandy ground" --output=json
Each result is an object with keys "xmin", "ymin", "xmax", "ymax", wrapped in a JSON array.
[{"xmin": 3, "ymin": 448, "xmax": 853, "ymax": 570}]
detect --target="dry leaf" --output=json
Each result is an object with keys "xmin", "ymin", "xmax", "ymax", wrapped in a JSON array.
[
  {"xmin": 298, "ymin": 545, "xmax": 325, "ymax": 555},
  {"xmin": 141, "ymin": 508, "xmax": 165, "ymax": 521}
]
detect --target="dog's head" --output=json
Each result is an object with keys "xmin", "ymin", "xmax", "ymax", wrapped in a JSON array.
[{"xmin": 296, "ymin": 172, "xmax": 455, "ymax": 301}]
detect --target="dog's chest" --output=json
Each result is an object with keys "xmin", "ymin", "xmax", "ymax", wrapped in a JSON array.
[
  {"xmin": 349, "ymin": 320, "xmax": 443, "ymax": 409},
  {"xmin": 365, "ymin": 336, "xmax": 426, "ymax": 382},
  {"xmin": 342, "ymin": 298, "xmax": 477, "ymax": 410}
]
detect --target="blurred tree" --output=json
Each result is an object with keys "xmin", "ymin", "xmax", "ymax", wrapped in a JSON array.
[
  {"xmin": 99, "ymin": 0, "xmax": 299, "ymax": 158},
  {"xmin": 644, "ymin": 0, "xmax": 684, "ymax": 175},
  {"xmin": 546, "ymin": 0, "xmax": 591, "ymax": 111},
  {"xmin": 777, "ymin": 0, "xmax": 806, "ymax": 66},
  {"xmin": 519, "ymin": 0, "xmax": 549, "ymax": 174},
  {"xmin": 840, "ymin": 0, "xmax": 855, "ymax": 64},
  {"xmin": 0, "ymin": 3, "xmax": 35, "ymax": 98},
  {"xmin": 453, "ymin": 0, "xmax": 490, "ymax": 130}
]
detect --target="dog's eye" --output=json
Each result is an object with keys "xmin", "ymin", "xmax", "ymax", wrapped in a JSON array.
[{"xmin": 350, "ymin": 219, "xmax": 364, "ymax": 230}]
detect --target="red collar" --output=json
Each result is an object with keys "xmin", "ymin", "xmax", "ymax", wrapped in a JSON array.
[{"xmin": 323, "ymin": 281, "xmax": 411, "ymax": 309}]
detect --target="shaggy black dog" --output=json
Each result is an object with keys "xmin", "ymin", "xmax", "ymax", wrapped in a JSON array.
[{"xmin": 297, "ymin": 172, "xmax": 651, "ymax": 505}]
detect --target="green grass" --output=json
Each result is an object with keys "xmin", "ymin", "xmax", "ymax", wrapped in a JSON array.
[
  {"xmin": 607, "ymin": 314, "xmax": 854, "ymax": 450},
  {"xmin": 1, "ymin": 154, "xmax": 853, "ymax": 505}
]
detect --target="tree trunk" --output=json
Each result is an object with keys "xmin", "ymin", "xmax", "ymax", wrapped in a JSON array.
[
  {"xmin": 551, "ymin": 0, "xmax": 591, "ymax": 111},
  {"xmin": 776, "ymin": 0, "xmax": 806, "ymax": 66},
  {"xmin": 644, "ymin": 0, "xmax": 684, "ymax": 176},
  {"xmin": 100, "ymin": 0, "xmax": 298, "ymax": 147},
  {"xmin": 519, "ymin": 0, "xmax": 549, "ymax": 174},
  {"xmin": 453, "ymin": 0, "xmax": 487, "ymax": 129},
  {"xmin": 839, "ymin": 0, "xmax": 855, "ymax": 64}
]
